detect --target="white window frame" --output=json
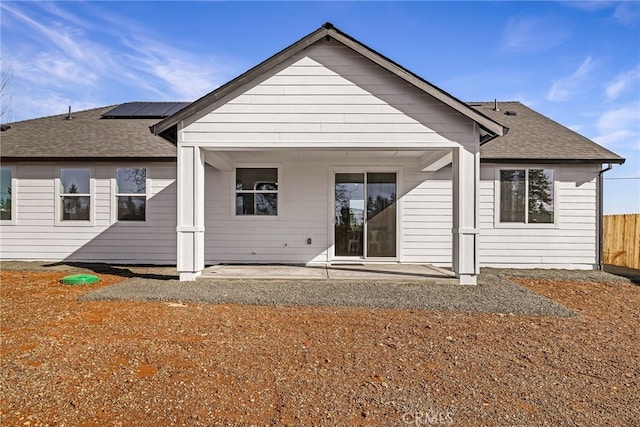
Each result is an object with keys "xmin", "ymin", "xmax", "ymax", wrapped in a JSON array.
[
  {"xmin": 494, "ymin": 166, "xmax": 558, "ymax": 229},
  {"xmin": 0, "ymin": 166, "xmax": 17, "ymax": 225},
  {"xmin": 112, "ymin": 166, "xmax": 149, "ymax": 224},
  {"xmin": 232, "ymin": 164, "xmax": 281, "ymax": 218},
  {"xmin": 55, "ymin": 167, "xmax": 95, "ymax": 226}
]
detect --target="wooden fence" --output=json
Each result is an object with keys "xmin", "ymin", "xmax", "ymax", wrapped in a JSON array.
[{"xmin": 603, "ymin": 213, "xmax": 640, "ymax": 269}]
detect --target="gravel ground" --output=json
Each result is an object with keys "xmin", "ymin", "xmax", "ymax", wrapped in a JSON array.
[
  {"xmin": 80, "ymin": 272, "xmax": 578, "ymax": 317},
  {"xmin": 1, "ymin": 265, "xmax": 638, "ymax": 426}
]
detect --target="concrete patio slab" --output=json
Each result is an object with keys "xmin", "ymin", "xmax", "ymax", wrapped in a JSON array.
[
  {"xmin": 202, "ymin": 264, "xmax": 328, "ymax": 279},
  {"xmin": 201, "ymin": 263, "xmax": 456, "ymax": 282},
  {"xmin": 326, "ymin": 263, "xmax": 454, "ymax": 280}
]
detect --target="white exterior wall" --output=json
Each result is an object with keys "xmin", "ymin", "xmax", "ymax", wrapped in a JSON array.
[
  {"xmin": 182, "ymin": 38, "xmax": 477, "ymax": 267},
  {"xmin": 203, "ymin": 154, "xmax": 455, "ymax": 265},
  {"xmin": 401, "ymin": 166, "xmax": 453, "ymax": 265},
  {"xmin": 204, "ymin": 161, "xmax": 601, "ymax": 269},
  {"xmin": 182, "ymin": 40, "xmax": 474, "ymax": 150},
  {"xmin": 479, "ymin": 163, "xmax": 599, "ymax": 269},
  {"xmin": 0, "ymin": 160, "xmax": 602, "ymax": 269},
  {"xmin": 0, "ymin": 162, "xmax": 177, "ymax": 263},
  {"xmin": 204, "ymin": 159, "xmax": 329, "ymax": 264},
  {"xmin": 1, "ymin": 36, "xmax": 601, "ymax": 271}
]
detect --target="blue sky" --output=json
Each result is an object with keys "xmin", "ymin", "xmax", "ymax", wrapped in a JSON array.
[{"xmin": 1, "ymin": 1, "xmax": 639, "ymax": 213}]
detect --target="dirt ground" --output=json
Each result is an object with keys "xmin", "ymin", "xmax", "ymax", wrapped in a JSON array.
[{"xmin": 1, "ymin": 270, "xmax": 638, "ymax": 426}]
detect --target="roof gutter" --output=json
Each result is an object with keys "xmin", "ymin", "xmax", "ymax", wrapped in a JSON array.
[
  {"xmin": 481, "ymin": 157, "xmax": 625, "ymax": 165},
  {"xmin": 597, "ymin": 163, "xmax": 613, "ymax": 270}
]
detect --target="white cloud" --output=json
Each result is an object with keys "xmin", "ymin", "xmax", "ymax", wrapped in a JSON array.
[
  {"xmin": 593, "ymin": 129, "xmax": 635, "ymax": 146},
  {"xmin": 9, "ymin": 90, "xmax": 102, "ymax": 122},
  {"xmin": 596, "ymin": 104, "xmax": 640, "ymax": 132},
  {"xmin": 119, "ymin": 35, "xmax": 232, "ymax": 102},
  {"xmin": 592, "ymin": 103, "xmax": 640, "ymax": 150},
  {"xmin": 0, "ymin": 2, "xmax": 237, "ymax": 121},
  {"xmin": 605, "ymin": 65, "xmax": 640, "ymax": 100},
  {"xmin": 562, "ymin": 1, "xmax": 639, "ymax": 24},
  {"xmin": 501, "ymin": 16, "xmax": 571, "ymax": 52},
  {"xmin": 546, "ymin": 56, "xmax": 595, "ymax": 101},
  {"xmin": 613, "ymin": 1, "xmax": 640, "ymax": 25}
]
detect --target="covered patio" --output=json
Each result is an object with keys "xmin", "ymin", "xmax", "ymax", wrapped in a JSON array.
[{"xmin": 151, "ymin": 23, "xmax": 507, "ymax": 284}]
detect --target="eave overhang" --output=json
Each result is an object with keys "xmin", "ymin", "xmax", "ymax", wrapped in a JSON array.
[
  {"xmin": 481, "ymin": 157, "xmax": 626, "ymax": 165},
  {"xmin": 0, "ymin": 156, "xmax": 177, "ymax": 162}
]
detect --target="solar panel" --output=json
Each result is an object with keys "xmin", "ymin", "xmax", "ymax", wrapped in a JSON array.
[
  {"xmin": 164, "ymin": 103, "xmax": 189, "ymax": 116},
  {"xmin": 102, "ymin": 103, "xmax": 146, "ymax": 118},
  {"xmin": 102, "ymin": 102, "xmax": 190, "ymax": 119}
]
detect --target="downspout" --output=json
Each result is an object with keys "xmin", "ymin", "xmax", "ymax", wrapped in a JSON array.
[{"xmin": 597, "ymin": 163, "xmax": 613, "ymax": 270}]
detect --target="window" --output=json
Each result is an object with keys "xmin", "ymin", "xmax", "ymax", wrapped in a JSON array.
[
  {"xmin": 0, "ymin": 167, "xmax": 13, "ymax": 221},
  {"xmin": 500, "ymin": 169, "xmax": 554, "ymax": 224},
  {"xmin": 235, "ymin": 168, "xmax": 278, "ymax": 215},
  {"xmin": 115, "ymin": 168, "xmax": 147, "ymax": 221},
  {"xmin": 60, "ymin": 169, "xmax": 91, "ymax": 221}
]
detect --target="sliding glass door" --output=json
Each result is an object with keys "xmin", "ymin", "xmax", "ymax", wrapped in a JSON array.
[{"xmin": 334, "ymin": 172, "xmax": 396, "ymax": 258}]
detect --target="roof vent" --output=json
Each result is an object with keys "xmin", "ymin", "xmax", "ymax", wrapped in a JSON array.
[
  {"xmin": 323, "ymin": 22, "xmax": 334, "ymax": 29},
  {"xmin": 65, "ymin": 106, "xmax": 73, "ymax": 120},
  {"xmin": 505, "ymin": 111, "xmax": 517, "ymax": 116},
  {"xmin": 493, "ymin": 99, "xmax": 499, "ymax": 111},
  {"xmin": 0, "ymin": 124, "xmax": 10, "ymax": 132}
]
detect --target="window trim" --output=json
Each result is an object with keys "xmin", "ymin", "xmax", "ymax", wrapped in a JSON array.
[
  {"xmin": 494, "ymin": 166, "xmax": 558, "ymax": 229},
  {"xmin": 112, "ymin": 166, "xmax": 149, "ymax": 224},
  {"xmin": 232, "ymin": 164, "xmax": 281, "ymax": 218},
  {"xmin": 55, "ymin": 167, "xmax": 95, "ymax": 226},
  {"xmin": 0, "ymin": 166, "xmax": 16, "ymax": 225}
]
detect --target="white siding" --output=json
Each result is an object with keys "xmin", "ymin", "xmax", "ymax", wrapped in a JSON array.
[
  {"xmin": 205, "ymin": 159, "xmax": 329, "ymax": 263},
  {"xmin": 401, "ymin": 166, "xmax": 452, "ymax": 265},
  {"xmin": 0, "ymin": 162, "xmax": 177, "ymax": 264},
  {"xmin": 478, "ymin": 164, "xmax": 599, "ymax": 269},
  {"xmin": 187, "ymin": 38, "xmax": 477, "ymax": 266},
  {"xmin": 1, "ymin": 160, "xmax": 602, "ymax": 269},
  {"xmin": 183, "ymin": 40, "xmax": 475, "ymax": 149},
  {"xmin": 203, "ymin": 153, "xmax": 455, "ymax": 266}
]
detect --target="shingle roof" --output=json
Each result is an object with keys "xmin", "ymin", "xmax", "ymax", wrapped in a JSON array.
[
  {"xmin": 472, "ymin": 101, "xmax": 624, "ymax": 164},
  {"xmin": 0, "ymin": 101, "xmax": 624, "ymax": 165},
  {"xmin": 0, "ymin": 105, "xmax": 177, "ymax": 160}
]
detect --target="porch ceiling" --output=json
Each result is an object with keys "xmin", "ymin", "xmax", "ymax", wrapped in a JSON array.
[{"xmin": 202, "ymin": 148, "xmax": 452, "ymax": 165}]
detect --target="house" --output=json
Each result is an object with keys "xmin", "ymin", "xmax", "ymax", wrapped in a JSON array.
[{"xmin": 0, "ymin": 23, "xmax": 624, "ymax": 284}]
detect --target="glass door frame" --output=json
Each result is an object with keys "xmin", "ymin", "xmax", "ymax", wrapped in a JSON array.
[{"xmin": 329, "ymin": 167, "xmax": 401, "ymax": 262}]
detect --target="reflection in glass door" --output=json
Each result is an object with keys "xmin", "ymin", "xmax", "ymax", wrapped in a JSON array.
[
  {"xmin": 366, "ymin": 173, "xmax": 397, "ymax": 257},
  {"xmin": 335, "ymin": 173, "xmax": 365, "ymax": 256},
  {"xmin": 334, "ymin": 172, "xmax": 396, "ymax": 258}
]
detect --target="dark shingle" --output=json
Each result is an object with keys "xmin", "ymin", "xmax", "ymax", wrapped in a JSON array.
[
  {"xmin": 473, "ymin": 101, "xmax": 624, "ymax": 164},
  {"xmin": 0, "ymin": 106, "xmax": 176, "ymax": 159}
]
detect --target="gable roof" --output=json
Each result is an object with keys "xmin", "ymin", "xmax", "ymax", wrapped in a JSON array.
[
  {"xmin": 0, "ymin": 101, "xmax": 624, "ymax": 165},
  {"xmin": 472, "ymin": 101, "xmax": 624, "ymax": 164},
  {"xmin": 152, "ymin": 22, "xmax": 507, "ymax": 142},
  {"xmin": 0, "ymin": 105, "xmax": 177, "ymax": 161}
]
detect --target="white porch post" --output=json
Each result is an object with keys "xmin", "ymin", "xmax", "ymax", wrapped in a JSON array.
[
  {"xmin": 177, "ymin": 144, "xmax": 205, "ymax": 281},
  {"xmin": 452, "ymin": 145, "xmax": 480, "ymax": 285}
]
